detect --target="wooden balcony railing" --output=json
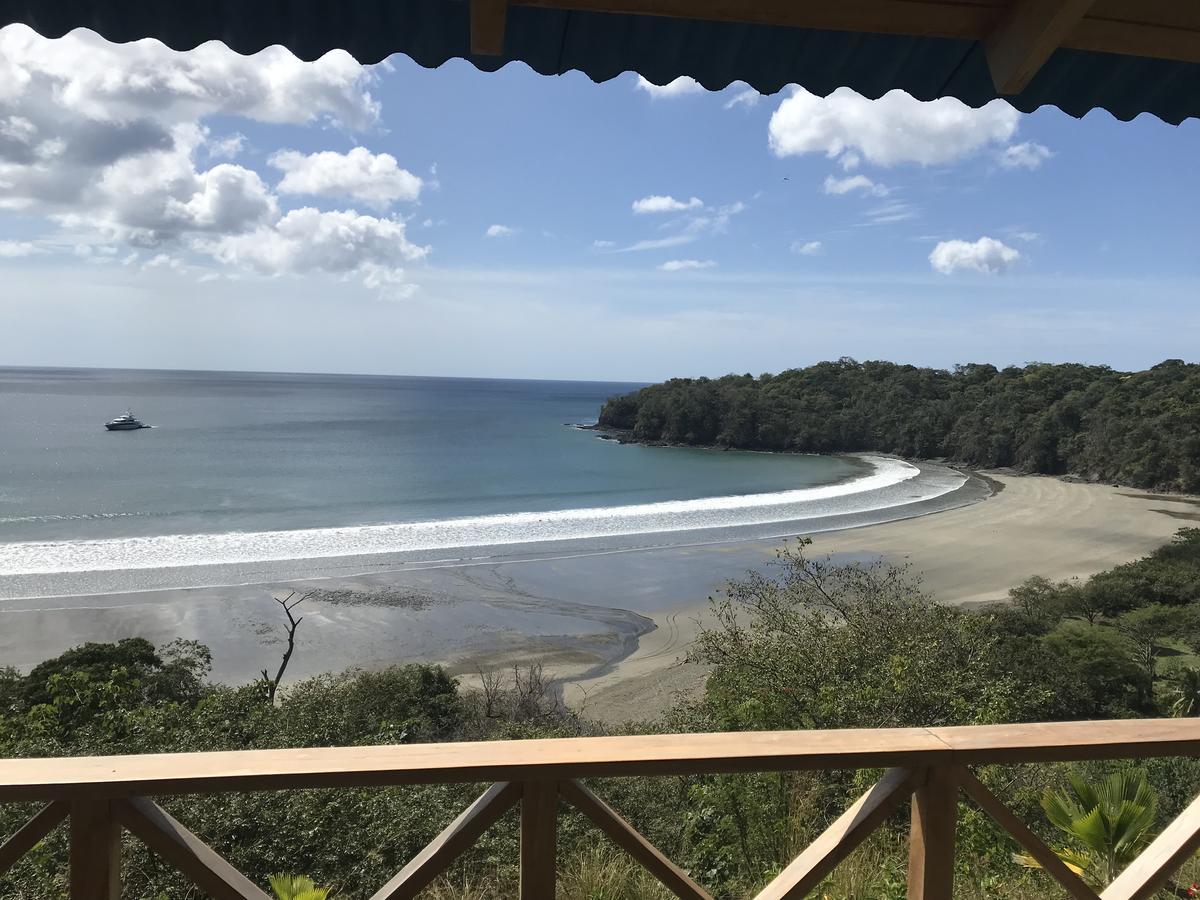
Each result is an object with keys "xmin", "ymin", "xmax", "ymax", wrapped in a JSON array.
[{"xmin": 2, "ymin": 719, "xmax": 1200, "ymax": 899}]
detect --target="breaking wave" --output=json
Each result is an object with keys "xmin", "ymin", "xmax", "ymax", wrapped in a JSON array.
[{"xmin": 0, "ymin": 456, "xmax": 960, "ymax": 576}]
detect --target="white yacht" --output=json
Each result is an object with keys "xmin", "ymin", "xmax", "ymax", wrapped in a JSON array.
[{"xmin": 104, "ymin": 411, "xmax": 149, "ymax": 431}]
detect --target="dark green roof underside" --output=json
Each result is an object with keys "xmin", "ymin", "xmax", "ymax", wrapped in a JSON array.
[{"xmin": 2, "ymin": 0, "xmax": 1198, "ymax": 124}]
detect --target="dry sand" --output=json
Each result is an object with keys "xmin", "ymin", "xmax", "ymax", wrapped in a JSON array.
[{"xmin": 575, "ymin": 473, "xmax": 1194, "ymax": 721}]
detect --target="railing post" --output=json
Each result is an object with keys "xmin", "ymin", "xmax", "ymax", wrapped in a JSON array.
[
  {"xmin": 907, "ymin": 767, "xmax": 957, "ymax": 899},
  {"xmin": 69, "ymin": 799, "xmax": 121, "ymax": 900},
  {"xmin": 520, "ymin": 780, "xmax": 558, "ymax": 899}
]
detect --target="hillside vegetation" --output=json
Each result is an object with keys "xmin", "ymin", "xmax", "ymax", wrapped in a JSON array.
[
  {"xmin": 4, "ymin": 531, "xmax": 1200, "ymax": 897},
  {"xmin": 598, "ymin": 359, "xmax": 1200, "ymax": 492}
]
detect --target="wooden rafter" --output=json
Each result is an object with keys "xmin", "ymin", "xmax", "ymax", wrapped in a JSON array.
[
  {"xmin": 560, "ymin": 779, "xmax": 713, "ymax": 900},
  {"xmin": 370, "ymin": 781, "xmax": 521, "ymax": 900},
  {"xmin": 985, "ymin": 0, "xmax": 1096, "ymax": 93},
  {"xmin": 471, "ymin": 0, "xmax": 511, "ymax": 55},
  {"xmin": 505, "ymin": 0, "xmax": 1200, "ymax": 67}
]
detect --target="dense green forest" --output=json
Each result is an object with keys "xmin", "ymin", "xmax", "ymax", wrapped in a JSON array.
[
  {"xmin": 598, "ymin": 359, "xmax": 1200, "ymax": 492},
  {"xmin": 4, "ymin": 531, "xmax": 1200, "ymax": 898}
]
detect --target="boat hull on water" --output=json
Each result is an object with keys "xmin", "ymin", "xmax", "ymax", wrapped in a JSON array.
[{"xmin": 104, "ymin": 411, "xmax": 149, "ymax": 431}]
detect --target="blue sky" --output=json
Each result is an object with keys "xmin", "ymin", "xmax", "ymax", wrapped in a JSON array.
[{"xmin": 0, "ymin": 25, "xmax": 1197, "ymax": 381}]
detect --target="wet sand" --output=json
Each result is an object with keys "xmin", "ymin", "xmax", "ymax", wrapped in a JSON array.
[{"xmin": 0, "ymin": 473, "xmax": 1190, "ymax": 723}]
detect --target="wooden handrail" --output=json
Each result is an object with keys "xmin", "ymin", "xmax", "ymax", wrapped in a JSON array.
[
  {"xmin": 1, "ymin": 719, "xmax": 1197, "ymax": 801},
  {"xmin": 2, "ymin": 719, "xmax": 1199, "ymax": 899}
]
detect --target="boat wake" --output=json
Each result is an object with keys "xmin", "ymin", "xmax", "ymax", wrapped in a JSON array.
[{"xmin": 0, "ymin": 456, "xmax": 963, "ymax": 576}]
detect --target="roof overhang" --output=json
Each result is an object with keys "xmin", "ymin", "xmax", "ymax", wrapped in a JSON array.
[{"xmin": 2, "ymin": 0, "xmax": 1198, "ymax": 123}]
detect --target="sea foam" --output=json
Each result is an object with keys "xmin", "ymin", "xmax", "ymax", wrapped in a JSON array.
[{"xmin": 0, "ymin": 456, "xmax": 960, "ymax": 575}]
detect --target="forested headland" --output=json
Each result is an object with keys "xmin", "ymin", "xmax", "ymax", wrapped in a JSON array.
[{"xmin": 598, "ymin": 359, "xmax": 1200, "ymax": 493}]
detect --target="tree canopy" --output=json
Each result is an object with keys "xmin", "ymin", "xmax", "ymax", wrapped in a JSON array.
[{"xmin": 599, "ymin": 358, "xmax": 1200, "ymax": 492}]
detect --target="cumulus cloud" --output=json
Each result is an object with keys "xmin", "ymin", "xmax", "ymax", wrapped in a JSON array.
[
  {"xmin": 0, "ymin": 25, "xmax": 435, "ymax": 292},
  {"xmin": 205, "ymin": 207, "xmax": 428, "ymax": 287},
  {"xmin": 659, "ymin": 259, "xmax": 715, "ymax": 271},
  {"xmin": 485, "ymin": 224, "xmax": 516, "ymax": 238},
  {"xmin": 929, "ymin": 236, "xmax": 1020, "ymax": 275},
  {"xmin": 791, "ymin": 240, "xmax": 823, "ymax": 256},
  {"xmin": 635, "ymin": 76, "xmax": 704, "ymax": 98},
  {"xmin": 632, "ymin": 195, "xmax": 703, "ymax": 214},
  {"xmin": 822, "ymin": 174, "xmax": 889, "ymax": 197},
  {"xmin": 769, "ymin": 87, "xmax": 1019, "ymax": 167},
  {"xmin": 271, "ymin": 147, "xmax": 423, "ymax": 209},
  {"xmin": 998, "ymin": 141, "xmax": 1053, "ymax": 170}
]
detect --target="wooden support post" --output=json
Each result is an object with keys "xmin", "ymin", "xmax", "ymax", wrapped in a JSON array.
[
  {"xmin": 520, "ymin": 781, "xmax": 558, "ymax": 900},
  {"xmin": 907, "ymin": 767, "xmax": 957, "ymax": 900},
  {"xmin": 69, "ymin": 799, "xmax": 120, "ymax": 900}
]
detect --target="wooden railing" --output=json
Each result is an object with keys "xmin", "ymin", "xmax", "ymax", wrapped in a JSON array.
[{"xmin": 2, "ymin": 719, "xmax": 1200, "ymax": 899}]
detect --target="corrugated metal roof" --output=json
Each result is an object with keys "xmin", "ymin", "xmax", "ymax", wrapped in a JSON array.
[{"xmin": 2, "ymin": 0, "xmax": 1198, "ymax": 124}]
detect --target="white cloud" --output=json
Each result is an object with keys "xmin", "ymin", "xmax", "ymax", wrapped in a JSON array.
[
  {"xmin": 208, "ymin": 133, "xmax": 245, "ymax": 160},
  {"xmin": 1011, "ymin": 230, "xmax": 1041, "ymax": 243},
  {"xmin": 635, "ymin": 76, "xmax": 704, "ymax": 98},
  {"xmin": 769, "ymin": 87, "xmax": 1019, "ymax": 167},
  {"xmin": 205, "ymin": 207, "xmax": 428, "ymax": 291},
  {"xmin": 864, "ymin": 200, "xmax": 917, "ymax": 225},
  {"xmin": 791, "ymin": 240, "xmax": 823, "ymax": 256},
  {"xmin": 0, "ymin": 26, "xmax": 436, "ymax": 291},
  {"xmin": 723, "ymin": 87, "xmax": 760, "ymax": 110},
  {"xmin": 839, "ymin": 152, "xmax": 861, "ymax": 171},
  {"xmin": 822, "ymin": 174, "xmax": 889, "ymax": 197},
  {"xmin": 270, "ymin": 147, "xmax": 423, "ymax": 209},
  {"xmin": 612, "ymin": 234, "xmax": 696, "ymax": 253},
  {"xmin": 929, "ymin": 236, "xmax": 1020, "ymax": 275},
  {"xmin": 592, "ymin": 239, "xmax": 616, "ymax": 249},
  {"xmin": 659, "ymin": 259, "xmax": 716, "ymax": 271},
  {"xmin": 0, "ymin": 239, "xmax": 37, "ymax": 257},
  {"xmin": 998, "ymin": 141, "xmax": 1053, "ymax": 170},
  {"xmin": 485, "ymin": 224, "xmax": 516, "ymax": 238},
  {"xmin": 632, "ymin": 195, "xmax": 703, "ymax": 214}
]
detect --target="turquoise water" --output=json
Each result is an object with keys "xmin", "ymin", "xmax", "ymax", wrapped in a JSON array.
[
  {"xmin": 0, "ymin": 368, "xmax": 979, "ymax": 598},
  {"xmin": 0, "ymin": 367, "xmax": 864, "ymax": 544}
]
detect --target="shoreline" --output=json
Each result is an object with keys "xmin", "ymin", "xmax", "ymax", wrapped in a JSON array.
[{"xmin": 0, "ymin": 467, "xmax": 1193, "ymax": 724}]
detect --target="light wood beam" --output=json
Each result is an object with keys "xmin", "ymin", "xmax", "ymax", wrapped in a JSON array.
[
  {"xmin": 1102, "ymin": 790, "xmax": 1200, "ymax": 900},
  {"xmin": 754, "ymin": 767, "xmax": 919, "ymax": 900},
  {"xmin": 69, "ymin": 799, "xmax": 121, "ymax": 900},
  {"xmin": 113, "ymin": 797, "xmax": 270, "ymax": 900},
  {"xmin": 0, "ymin": 801, "xmax": 68, "ymax": 876},
  {"xmin": 471, "ymin": 0, "xmax": 510, "ymax": 55},
  {"xmin": 370, "ymin": 782, "xmax": 521, "ymax": 900},
  {"xmin": 959, "ymin": 769, "xmax": 1100, "ymax": 900},
  {"xmin": 906, "ymin": 767, "xmax": 958, "ymax": 900},
  {"xmin": 560, "ymin": 779, "xmax": 712, "ymax": 900},
  {"xmin": 1, "ymin": 720, "xmax": 1198, "ymax": 802},
  {"xmin": 985, "ymin": 0, "xmax": 1095, "ymax": 93},
  {"xmin": 521, "ymin": 781, "xmax": 559, "ymax": 899}
]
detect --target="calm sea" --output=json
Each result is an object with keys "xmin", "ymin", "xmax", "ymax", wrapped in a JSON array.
[{"xmin": 0, "ymin": 367, "xmax": 973, "ymax": 595}]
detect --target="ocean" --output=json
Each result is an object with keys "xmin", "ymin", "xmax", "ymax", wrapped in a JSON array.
[{"xmin": 0, "ymin": 367, "xmax": 976, "ymax": 599}]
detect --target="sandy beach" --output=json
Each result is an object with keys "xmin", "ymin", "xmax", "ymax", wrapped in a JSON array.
[{"xmin": 0, "ymin": 472, "xmax": 1193, "ymax": 723}]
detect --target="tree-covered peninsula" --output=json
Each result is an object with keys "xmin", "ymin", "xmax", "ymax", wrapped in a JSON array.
[{"xmin": 599, "ymin": 359, "xmax": 1200, "ymax": 492}]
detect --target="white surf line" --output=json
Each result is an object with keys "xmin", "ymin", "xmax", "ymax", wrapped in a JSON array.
[
  {"xmin": 0, "ymin": 468, "xmax": 986, "ymax": 604},
  {"xmin": 0, "ymin": 457, "xmax": 965, "ymax": 578}
]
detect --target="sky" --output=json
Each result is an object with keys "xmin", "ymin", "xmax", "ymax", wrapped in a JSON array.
[{"xmin": 0, "ymin": 24, "xmax": 1197, "ymax": 382}]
